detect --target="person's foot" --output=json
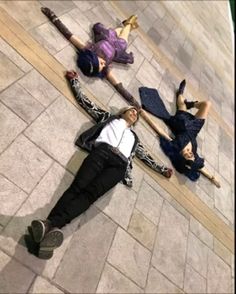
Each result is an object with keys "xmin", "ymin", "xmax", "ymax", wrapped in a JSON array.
[
  {"xmin": 122, "ymin": 15, "xmax": 139, "ymax": 30},
  {"xmin": 31, "ymin": 219, "xmax": 51, "ymax": 243},
  {"xmin": 176, "ymin": 79, "xmax": 186, "ymax": 97},
  {"xmin": 38, "ymin": 229, "xmax": 64, "ymax": 259},
  {"xmin": 184, "ymin": 99, "xmax": 198, "ymax": 110}
]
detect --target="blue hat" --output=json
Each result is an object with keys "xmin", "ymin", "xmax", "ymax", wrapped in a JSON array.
[{"xmin": 77, "ymin": 50, "xmax": 99, "ymax": 77}]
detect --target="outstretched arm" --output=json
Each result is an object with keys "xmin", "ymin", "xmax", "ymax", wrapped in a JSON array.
[
  {"xmin": 41, "ymin": 7, "xmax": 86, "ymax": 50},
  {"xmin": 199, "ymin": 167, "xmax": 221, "ymax": 188},
  {"xmin": 135, "ymin": 142, "xmax": 173, "ymax": 178},
  {"xmin": 66, "ymin": 71, "xmax": 110, "ymax": 123}
]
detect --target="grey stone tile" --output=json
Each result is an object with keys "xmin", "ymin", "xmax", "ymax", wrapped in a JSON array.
[
  {"xmin": 107, "ymin": 227, "xmax": 151, "ymax": 288},
  {"xmin": 96, "ymin": 263, "xmax": 143, "ymax": 293},
  {"xmin": 84, "ymin": 78, "xmax": 115, "ymax": 106},
  {"xmin": 147, "ymin": 27, "xmax": 162, "ymax": 46},
  {"xmin": 87, "ymin": 4, "xmax": 115, "ymax": 28},
  {"xmin": 128, "ymin": 209, "xmax": 156, "ymax": 250},
  {"xmin": 0, "ymin": 249, "xmax": 35, "ymax": 294},
  {"xmin": 29, "ymin": 276, "xmax": 63, "ymax": 293},
  {"xmin": 68, "ymin": 7, "xmax": 91, "ymax": 34},
  {"xmin": 184, "ymin": 264, "xmax": 206, "ymax": 293},
  {"xmin": 95, "ymin": 184, "xmax": 137, "ymax": 230},
  {"xmin": 59, "ymin": 13, "xmax": 90, "ymax": 43},
  {"xmin": 54, "ymin": 44, "xmax": 77, "ymax": 70},
  {"xmin": 145, "ymin": 266, "xmax": 183, "ymax": 293},
  {"xmin": 218, "ymin": 151, "xmax": 231, "ymax": 183},
  {"xmin": 40, "ymin": 0, "xmax": 76, "ymax": 16},
  {"xmin": 152, "ymin": 201, "xmax": 189, "ymax": 288},
  {"xmin": 116, "ymin": 1, "xmax": 139, "ymax": 16},
  {"xmin": 190, "ymin": 217, "xmax": 213, "ymax": 249},
  {"xmin": 18, "ymin": 70, "xmax": 60, "ymax": 107},
  {"xmin": 219, "ymin": 127, "xmax": 233, "ymax": 159},
  {"xmin": 72, "ymin": 0, "xmax": 98, "ymax": 12},
  {"xmin": 214, "ymin": 176, "xmax": 233, "ymax": 223},
  {"xmin": 187, "ymin": 232, "xmax": 208, "ymax": 278},
  {"xmin": 149, "ymin": 2, "xmax": 167, "ymax": 19},
  {"xmin": 0, "ymin": 175, "xmax": 28, "ymax": 227},
  {"xmin": 136, "ymin": 60, "xmax": 162, "ymax": 89},
  {"xmin": 127, "ymin": 43, "xmax": 145, "ymax": 73},
  {"xmin": 0, "ymin": 83, "xmax": 44, "ymax": 123},
  {"xmin": 0, "ymin": 52, "xmax": 24, "ymax": 92},
  {"xmin": 207, "ymin": 250, "xmax": 232, "ymax": 293},
  {"xmin": 177, "ymin": 47, "xmax": 192, "ymax": 69},
  {"xmin": 130, "ymin": 162, "xmax": 144, "ymax": 194},
  {"xmin": 0, "ymin": 1, "xmax": 46, "ymax": 30},
  {"xmin": 0, "ymin": 135, "xmax": 52, "ymax": 193},
  {"xmin": 24, "ymin": 95, "xmax": 87, "ymax": 166},
  {"xmin": 0, "ymin": 102, "xmax": 27, "ymax": 153},
  {"xmin": 30, "ymin": 22, "xmax": 69, "ymax": 55},
  {"xmin": 111, "ymin": 62, "xmax": 136, "ymax": 88},
  {"xmin": 54, "ymin": 207, "xmax": 117, "ymax": 293},
  {"xmin": 136, "ymin": 181, "xmax": 163, "ymax": 225},
  {"xmin": 133, "ymin": 123, "xmax": 156, "ymax": 151},
  {"xmin": 151, "ymin": 57, "xmax": 166, "ymax": 76},
  {"xmin": 0, "ymin": 37, "xmax": 32, "ymax": 73}
]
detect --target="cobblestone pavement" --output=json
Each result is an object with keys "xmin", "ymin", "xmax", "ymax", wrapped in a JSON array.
[{"xmin": 0, "ymin": 1, "xmax": 234, "ymax": 293}]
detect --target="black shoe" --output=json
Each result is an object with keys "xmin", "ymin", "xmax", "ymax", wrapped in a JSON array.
[
  {"xmin": 31, "ymin": 220, "xmax": 51, "ymax": 243},
  {"xmin": 184, "ymin": 99, "xmax": 198, "ymax": 110},
  {"xmin": 176, "ymin": 79, "xmax": 186, "ymax": 97},
  {"xmin": 38, "ymin": 228, "xmax": 64, "ymax": 259}
]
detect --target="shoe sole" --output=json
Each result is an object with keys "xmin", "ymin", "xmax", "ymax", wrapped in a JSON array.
[
  {"xmin": 39, "ymin": 229, "xmax": 64, "ymax": 253},
  {"xmin": 31, "ymin": 220, "xmax": 45, "ymax": 243}
]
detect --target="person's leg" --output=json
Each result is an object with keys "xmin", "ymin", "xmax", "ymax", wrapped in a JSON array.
[
  {"xmin": 47, "ymin": 146, "xmax": 108, "ymax": 221},
  {"xmin": 118, "ymin": 24, "xmax": 132, "ymax": 43},
  {"xmin": 194, "ymin": 100, "xmax": 212, "ymax": 119},
  {"xmin": 115, "ymin": 27, "xmax": 123, "ymax": 36},
  {"xmin": 176, "ymin": 94, "xmax": 187, "ymax": 111},
  {"xmin": 48, "ymin": 158, "xmax": 127, "ymax": 228}
]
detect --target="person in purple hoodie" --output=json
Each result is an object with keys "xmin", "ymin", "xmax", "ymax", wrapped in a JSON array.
[{"xmin": 41, "ymin": 7, "xmax": 140, "ymax": 109}]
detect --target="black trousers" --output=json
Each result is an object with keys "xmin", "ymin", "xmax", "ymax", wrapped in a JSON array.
[{"xmin": 47, "ymin": 144, "xmax": 127, "ymax": 228}]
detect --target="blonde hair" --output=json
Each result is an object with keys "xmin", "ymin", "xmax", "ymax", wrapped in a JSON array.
[{"xmin": 117, "ymin": 106, "xmax": 140, "ymax": 126}]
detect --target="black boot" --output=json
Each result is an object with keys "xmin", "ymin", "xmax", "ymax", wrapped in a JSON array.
[
  {"xmin": 176, "ymin": 79, "xmax": 186, "ymax": 97},
  {"xmin": 41, "ymin": 7, "xmax": 72, "ymax": 40},
  {"xmin": 184, "ymin": 99, "xmax": 198, "ymax": 110}
]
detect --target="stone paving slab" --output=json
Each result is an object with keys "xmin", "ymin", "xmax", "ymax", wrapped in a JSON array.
[{"xmin": 0, "ymin": 1, "xmax": 234, "ymax": 293}]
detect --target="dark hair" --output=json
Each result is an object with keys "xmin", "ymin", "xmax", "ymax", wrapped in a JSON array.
[
  {"xmin": 160, "ymin": 137, "xmax": 204, "ymax": 181},
  {"xmin": 77, "ymin": 50, "xmax": 99, "ymax": 77}
]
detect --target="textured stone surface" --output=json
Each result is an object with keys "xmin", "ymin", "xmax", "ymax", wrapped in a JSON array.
[
  {"xmin": 95, "ymin": 184, "xmax": 137, "ymax": 229},
  {"xmin": 190, "ymin": 217, "xmax": 213, "ymax": 248},
  {"xmin": 108, "ymin": 227, "xmax": 151, "ymax": 288},
  {"xmin": 207, "ymin": 250, "xmax": 232, "ymax": 293},
  {"xmin": 0, "ymin": 83, "xmax": 44, "ymax": 123},
  {"xmin": 24, "ymin": 96, "xmax": 87, "ymax": 166},
  {"xmin": 54, "ymin": 207, "xmax": 117, "ymax": 293},
  {"xmin": 0, "ymin": 102, "xmax": 27, "ymax": 153},
  {"xmin": 0, "ymin": 52, "xmax": 24, "ymax": 92},
  {"xmin": 29, "ymin": 276, "xmax": 63, "ymax": 293},
  {"xmin": 18, "ymin": 70, "xmax": 60, "ymax": 107},
  {"xmin": 0, "ymin": 175, "xmax": 28, "ymax": 226},
  {"xmin": 187, "ymin": 232, "xmax": 208, "ymax": 277},
  {"xmin": 214, "ymin": 238, "xmax": 232, "ymax": 266},
  {"xmin": 145, "ymin": 266, "xmax": 183, "ymax": 293},
  {"xmin": 0, "ymin": 249, "xmax": 35, "ymax": 294},
  {"xmin": 96, "ymin": 263, "xmax": 143, "ymax": 293},
  {"xmin": 135, "ymin": 181, "xmax": 163, "ymax": 225},
  {"xmin": 0, "ymin": 135, "xmax": 52, "ymax": 193},
  {"xmin": 184, "ymin": 264, "xmax": 206, "ymax": 293},
  {"xmin": 136, "ymin": 60, "xmax": 162, "ymax": 89},
  {"xmin": 152, "ymin": 201, "xmax": 189, "ymax": 288},
  {"xmin": 128, "ymin": 209, "xmax": 156, "ymax": 250}
]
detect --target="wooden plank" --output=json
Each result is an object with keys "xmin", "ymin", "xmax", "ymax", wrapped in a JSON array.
[{"xmin": 0, "ymin": 9, "xmax": 233, "ymax": 253}]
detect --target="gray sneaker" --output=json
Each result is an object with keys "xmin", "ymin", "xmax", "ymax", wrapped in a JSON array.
[
  {"xmin": 38, "ymin": 228, "xmax": 64, "ymax": 259},
  {"xmin": 31, "ymin": 220, "xmax": 51, "ymax": 243}
]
